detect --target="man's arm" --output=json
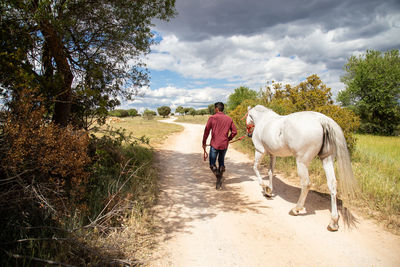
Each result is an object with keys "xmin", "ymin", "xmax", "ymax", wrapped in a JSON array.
[
  {"xmin": 228, "ymin": 119, "xmax": 238, "ymax": 141},
  {"xmin": 202, "ymin": 117, "xmax": 212, "ymax": 147}
]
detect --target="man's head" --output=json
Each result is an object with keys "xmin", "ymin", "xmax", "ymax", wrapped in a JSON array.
[{"xmin": 214, "ymin": 102, "xmax": 224, "ymax": 112}]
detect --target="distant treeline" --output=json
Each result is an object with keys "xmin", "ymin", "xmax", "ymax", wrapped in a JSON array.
[{"xmin": 109, "ymin": 104, "xmax": 217, "ymax": 118}]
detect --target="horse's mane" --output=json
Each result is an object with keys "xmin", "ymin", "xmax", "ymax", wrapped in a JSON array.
[{"xmin": 253, "ymin": 105, "xmax": 272, "ymax": 113}]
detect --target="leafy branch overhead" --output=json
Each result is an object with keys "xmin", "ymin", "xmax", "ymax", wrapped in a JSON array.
[{"xmin": 1, "ymin": 0, "xmax": 176, "ymax": 127}]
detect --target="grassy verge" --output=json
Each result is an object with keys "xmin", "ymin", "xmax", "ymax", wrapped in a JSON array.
[
  {"xmin": 174, "ymin": 115, "xmax": 210, "ymax": 124},
  {"xmin": 352, "ymin": 134, "xmax": 400, "ymax": 230},
  {"xmin": 84, "ymin": 116, "xmax": 184, "ymax": 262},
  {"xmin": 232, "ymin": 133, "xmax": 400, "ymax": 233}
]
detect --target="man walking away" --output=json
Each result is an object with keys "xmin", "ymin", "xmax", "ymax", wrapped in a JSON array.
[{"xmin": 202, "ymin": 102, "xmax": 237, "ymax": 189}]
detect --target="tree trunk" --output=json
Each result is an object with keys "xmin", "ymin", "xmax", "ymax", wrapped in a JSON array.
[{"xmin": 40, "ymin": 21, "xmax": 73, "ymax": 126}]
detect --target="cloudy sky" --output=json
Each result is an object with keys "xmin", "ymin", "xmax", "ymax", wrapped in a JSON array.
[{"xmin": 122, "ymin": 0, "xmax": 400, "ymax": 113}]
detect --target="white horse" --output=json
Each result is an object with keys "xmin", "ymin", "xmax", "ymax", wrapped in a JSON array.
[{"xmin": 246, "ymin": 105, "xmax": 357, "ymax": 231}]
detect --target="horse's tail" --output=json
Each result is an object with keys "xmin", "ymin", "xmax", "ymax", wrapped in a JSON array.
[{"xmin": 320, "ymin": 119, "xmax": 357, "ymax": 200}]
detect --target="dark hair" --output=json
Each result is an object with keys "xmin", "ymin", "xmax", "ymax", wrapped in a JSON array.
[{"xmin": 214, "ymin": 102, "xmax": 224, "ymax": 112}]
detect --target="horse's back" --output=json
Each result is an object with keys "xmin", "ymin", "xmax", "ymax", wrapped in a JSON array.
[{"xmin": 282, "ymin": 111, "xmax": 328, "ymax": 160}]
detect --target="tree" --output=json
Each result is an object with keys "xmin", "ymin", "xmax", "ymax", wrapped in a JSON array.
[
  {"xmin": 227, "ymin": 86, "xmax": 258, "ymax": 111},
  {"xmin": 183, "ymin": 107, "xmax": 191, "ymax": 115},
  {"xmin": 272, "ymin": 74, "xmax": 333, "ymax": 113},
  {"xmin": 143, "ymin": 109, "xmax": 156, "ymax": 120},
  {"xmin": 1, "ymin": 0, "xmax": 176, "ymax": 127},
  {"xmin": 188, "ymin": 107, "xmax": 196, "ymax": 116},
  {"xmin": 198, "ymin": 109, "xmax": 208, "ymax": 116},
  {"xmin": 157, "ymin": 106, "xmax": 171, "ymax": 118},
  {"xmin": 128, "ymin": 108, "xmax": 138, "ymax": 117},
  {"xmin": 339, "ymin": 49, "xmax": 400, "ymax": 135},
  {"xmin": 231, "ymin": 75, "xmax": 360, "ymax": 151},
  {"xmin": 175, "ymin": 106, "xmax": 184, "ymax": 115},
  {"xmin": 208, "ymin": 104, "xmax": 215, "ymax": 115}
]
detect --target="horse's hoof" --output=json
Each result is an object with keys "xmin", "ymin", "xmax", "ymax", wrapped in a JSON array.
[
  {"xmin": 289, "ymin": 208, "xmax": 300, "ymax": 216},
  {"xmin": 327, "ymin": 224, "xmax": 339, "ymax": 232},
  {"xmin": 263, "ymin": 190, "xmax": 273, "ymax": 198},
  {"xmin": 262, "ymin": 186, "xmax": 272, "ymax": 197},
  {"xmin": 327, "ymin": 218, "xmax": 339, "ymax": 231}
]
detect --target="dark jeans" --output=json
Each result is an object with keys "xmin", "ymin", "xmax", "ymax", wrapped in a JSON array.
[{"xmin": 209, "ymin": 146, "xmax": 227, "ymax": 168}]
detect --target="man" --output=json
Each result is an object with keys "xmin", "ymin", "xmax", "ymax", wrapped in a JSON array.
[{"xmin": 202, "ymin": 102, "xmax": 237, "ymax": 188}]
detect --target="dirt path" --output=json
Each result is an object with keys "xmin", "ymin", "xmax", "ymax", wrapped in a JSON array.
[{"xmin": 149, "ymin": 117, "xmax": 400, "ymax": 267}]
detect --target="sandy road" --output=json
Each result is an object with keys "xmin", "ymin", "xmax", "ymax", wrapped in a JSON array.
[{"xmin": 149, "ymin": 118, "xmax": 400, "ymax": 267}]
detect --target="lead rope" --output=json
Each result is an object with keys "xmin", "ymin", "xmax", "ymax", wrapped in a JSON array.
[{"xmin": 203, "ymin": 134, "xmax": 247, "ymax": 161}]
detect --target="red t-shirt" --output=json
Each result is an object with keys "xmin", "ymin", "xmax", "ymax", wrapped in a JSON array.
[{"xmin": 202, "ymin": 112, "xmax": 237, "ymax": 150}]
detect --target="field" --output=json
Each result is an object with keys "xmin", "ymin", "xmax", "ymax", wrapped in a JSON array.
[
  {"xmin": 174, "ymin": 115, "xmax": 210, "ymax": 124},
  {"xmin": 352, "ymin": 134, "xmax": 400, "ymax": 228},
  {"xmin": 98, "ymin": 116, "xmax": 183, "ymax": 145}
]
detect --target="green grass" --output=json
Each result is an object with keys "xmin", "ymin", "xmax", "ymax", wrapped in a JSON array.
[
  {"xmin": 174, "ymin": 115, "xmax": 210, "ymax": 124},
  {"xmin": 352, "ymin": 134, "xmax": 400, "ymax": 228}
]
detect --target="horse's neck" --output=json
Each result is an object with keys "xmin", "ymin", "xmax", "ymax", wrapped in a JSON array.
[{"xmin": 254, "ymin": 110, "xmax": 279, "ymax": 125}]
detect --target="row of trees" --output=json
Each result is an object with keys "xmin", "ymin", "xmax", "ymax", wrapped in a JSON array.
[{"xmin": 108, "ymin": 105, "xmax": 212, "ymax": 118}]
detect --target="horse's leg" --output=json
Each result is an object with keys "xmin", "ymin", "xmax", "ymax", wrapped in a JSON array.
[
  {"xmin": 253, "ymin": 150, "xmax": 269, "ymax": 193},
  {"xmin": 290, "ymin": 160, "xmax": 310, "ymax": 215},
  {"xmin": 267, "ymin": 154, "xmax": 276, "ymax": 194},
  {"xmin": 322, "ymin": 156, "xmax": 339, "ymax": 231}
]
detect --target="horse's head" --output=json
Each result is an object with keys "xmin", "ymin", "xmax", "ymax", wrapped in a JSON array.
[{"xmin": 246, "ymin": 106, "xmax": 255, "ymax": 137}]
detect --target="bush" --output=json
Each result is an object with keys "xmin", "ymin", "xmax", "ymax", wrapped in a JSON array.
[{"xmin": 0, "ymin": 89, "xmax": 155, "ymax": 265}]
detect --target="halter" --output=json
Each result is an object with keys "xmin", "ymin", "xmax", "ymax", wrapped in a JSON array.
[{"xmin": 242, "ymin": 110, "xmax": 255, "ymax": 137}]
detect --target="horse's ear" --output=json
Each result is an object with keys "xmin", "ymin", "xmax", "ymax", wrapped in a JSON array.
[{"xmin": 247, "ymin": 106, "xmax": 251, "ymax": 111}]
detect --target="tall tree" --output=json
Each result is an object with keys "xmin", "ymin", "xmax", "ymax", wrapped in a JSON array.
[
  {"xmin": 227, "ymin": 86, "xmax": 258, "ymax": 111},
  {"xmin": 157, "ymin": 106, "xmax": 171, "ymax": 118},
  {"xmin": 1, "ymin": 0, "xmax": 176, "ymax": 127},
  {"xmin": 339, "ymin": 49, "xmax": 400, "ymax": 135},
  {"xmin": 175, "ymin": 106, "xmax": 184, "ymax": 115}
]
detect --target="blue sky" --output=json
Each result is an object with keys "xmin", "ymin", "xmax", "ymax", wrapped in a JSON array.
[{"xmin": 121, "ymin": 0, "xmax": 400, "ymax": 113}]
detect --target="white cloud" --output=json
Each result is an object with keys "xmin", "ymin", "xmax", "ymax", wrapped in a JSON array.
[
  {"xmin": 122, "ymin": 85, "xmax": 232, "ymax": 112},
  {"xmin": 121, "ymin": 0, "xmax": 400, "ymax": 111}
]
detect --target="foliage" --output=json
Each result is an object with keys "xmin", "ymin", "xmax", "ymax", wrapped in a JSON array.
[
  {"xmin": 227, "ymin": 86, "xmax": 258, "ymax": 111},
  {"xmin": 339, "ymin": 49, "xmax": 400, "ymax": 135},
  {"xmin": 0, "ymin": 89, "xmax": 91, "ymax": 264},
  {"xmin": 157, "ymin": 106, "xmax": 171, "ymax": 118},
  {"xmin": 230, "ymin": 75, "xmax": 360, "ymax": 152},
  {"xmin": 128, "ymin": 108, "xmax": 139, "ymax": 117},
  {"xmin": 208, "ymin": 103, "xmax": 215, "ymax": 115},
  {"xmin": 1, "ymin": 89, "xmax": 90, "ymax": 216},
  {"xmin": 188, "ymin": 107, "xmax": 196, "ymax": 116},
  {"xmin": 1, "ymin": 0, "xmax": 176, "ymax": 127},
  {"xmin": 108, "ymin": 108, "xmax": 138, "ymax": 117},
  {"xmin": 175, "ymin": 106, "xmax": 184, "ymax": 115},
  {"xmin": 143, "ymin": 109, "xmax": 157, "ymax": 120},
  {"xmin": 197, "ymin": 108, "xmax": 208, "ymax": 115},
  {"xmin": 0, "ymin": 89, "xmax": 164, "ymax": 265}
]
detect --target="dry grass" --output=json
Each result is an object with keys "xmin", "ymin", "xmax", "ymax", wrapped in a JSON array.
[
  {"xmin": 174, "ymin": 115, "xmax": 210, "ymax": 124},
  {"xmin": 84, "ymin": 116, "xmax": 184, "ymax": 263},
  {"xmin": 98, "ymin": 116, "xmax": 183, "ymax": 145}
]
